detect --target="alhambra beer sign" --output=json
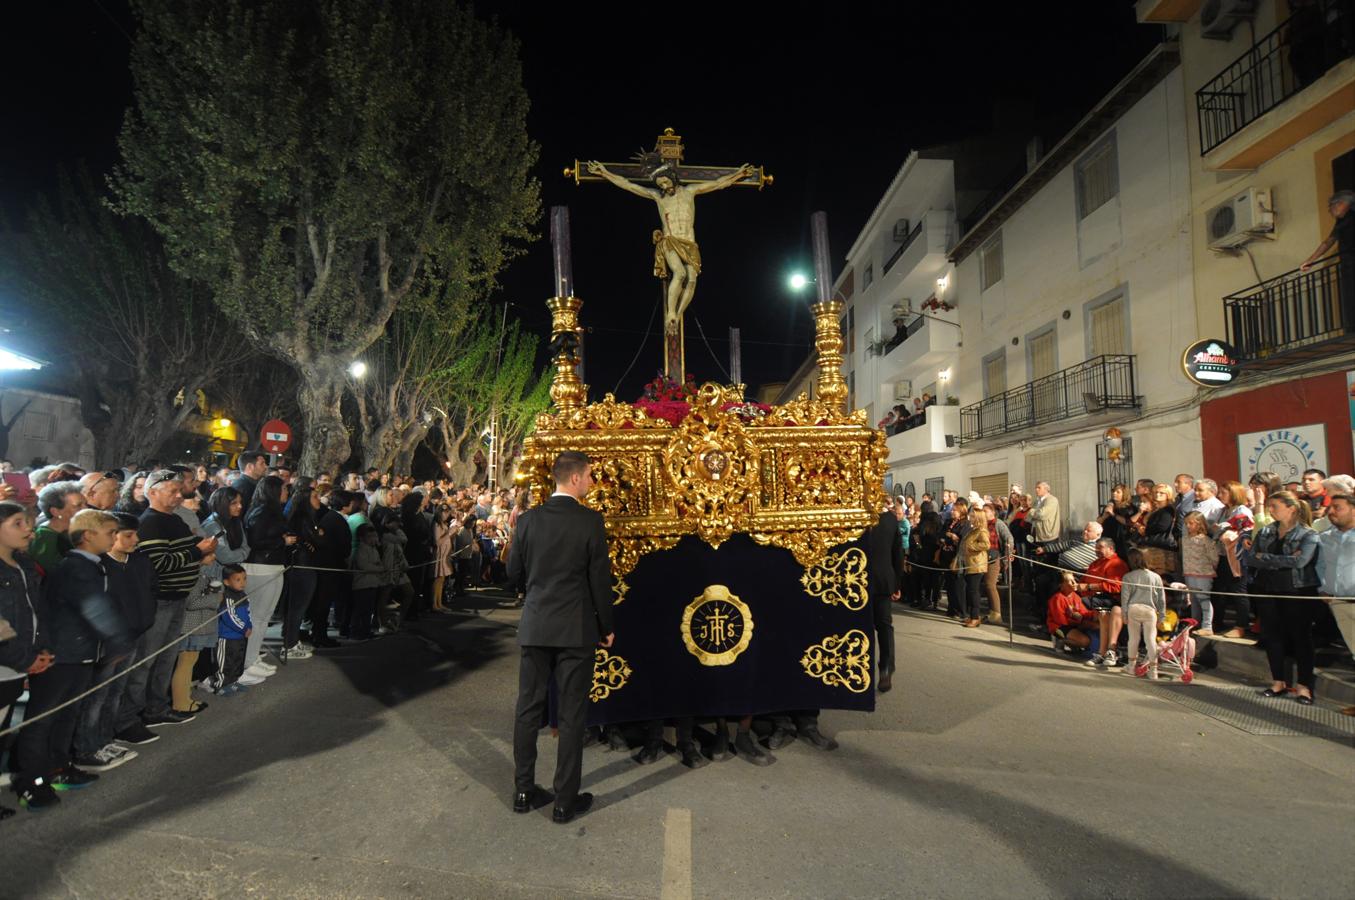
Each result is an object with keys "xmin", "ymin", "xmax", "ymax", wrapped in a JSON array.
[{"xmin": 1182, "ymin": 339, "xmax": 1239, "ymax": 387}]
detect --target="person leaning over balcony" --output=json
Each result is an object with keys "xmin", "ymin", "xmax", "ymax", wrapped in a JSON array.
[{"xmin": 1300, "ymin": 191, "xmax": 1354, "ymax": 330}]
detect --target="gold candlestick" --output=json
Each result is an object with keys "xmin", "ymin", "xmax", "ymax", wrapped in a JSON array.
[
  {"xmin": 546, "ymin": 295, "xmax": 587, "ymax": 411},
  {"xmin": 811, "ymin": 298, "xmax": 847, "ymax": 411}
]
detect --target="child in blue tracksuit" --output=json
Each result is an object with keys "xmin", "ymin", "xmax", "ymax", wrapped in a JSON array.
[{"xmin": 212, "ymin": 564, "xmax": 252, "ymax": 695}]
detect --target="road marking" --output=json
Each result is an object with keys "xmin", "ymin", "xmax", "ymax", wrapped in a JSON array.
[{"xmin": 661, "ymin": 807, "xmax": 693, "ymax": 900}]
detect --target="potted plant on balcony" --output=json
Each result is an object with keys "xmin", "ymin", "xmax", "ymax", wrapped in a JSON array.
[{"xmin": 945, "ymin": 395, "xmax": 959, "ymax": 405}]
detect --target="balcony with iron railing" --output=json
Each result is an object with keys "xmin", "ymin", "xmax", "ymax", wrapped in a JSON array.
[
  {"xmin": 882, "ymin": 219, "xmax": 924, "ymax": 275},
  {"xmin": 957, "ymin": 355, "xmax": 1140, "ymax": 445},
  {"xmin": 1195, "ymin": 0, "xmax": 1354, "ymax": 169},
  {"xmin": 1225, "ymin": 253, "xmax": 1355, "ymax": 367}
]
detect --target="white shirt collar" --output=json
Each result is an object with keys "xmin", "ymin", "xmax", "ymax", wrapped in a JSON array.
[{"xmin": 550, "ymin": 491, "xmax": 577, "ymax": 502}]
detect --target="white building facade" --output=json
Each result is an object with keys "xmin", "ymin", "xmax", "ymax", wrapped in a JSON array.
[{"xmin": 858, "ymin": 45, "xmax": 1204, "ymax": 530}]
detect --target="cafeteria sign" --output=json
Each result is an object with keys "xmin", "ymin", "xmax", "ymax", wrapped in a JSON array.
[
  {"xmin": 1182, "ymin": 339, "xmax": 1239, "ymax": 387},
  {"xmin": 1238, "ymin": 425, "xmax": 1327, "ymax": 483}
]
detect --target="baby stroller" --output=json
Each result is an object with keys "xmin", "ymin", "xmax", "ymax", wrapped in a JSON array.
[{"xmin": 1150, "ymin": 609, "xmax": 1199, "ymax": 684}]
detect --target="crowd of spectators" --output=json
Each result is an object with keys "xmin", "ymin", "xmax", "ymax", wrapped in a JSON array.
[
  {"xmin": 888, "ymin": 469, "xmax": 1355, "ymax": 711},
  {"xmin": 0, "ymin": 454, "xmax": 525, "ymax": 816}
]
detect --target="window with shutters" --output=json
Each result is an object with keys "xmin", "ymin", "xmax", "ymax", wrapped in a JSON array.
[
  {"xmin": 970, "ymin": 473, "xmax": 1009, "ymax": 503},
  {"xmin": 982, "ymin": 350, "xmax": 1007, "ymax": 398},
  {"xmin": 862, "ymin": 263, "xmax": 874, "ymax": 291},
  {"xmin": 1024, "ymin": 447, "xmax": 1070, "ymax": 534},
  {"xmin": 1085, "ymin": 290, "xmax": 1129, "ymax": 358},
  {"xmin": 1027, "ymin": 326, "xmax": 1058, "ymax": 422},
  {"xmin": 1075, "ymin": 135, "xmax": 1118, "ymax": 220},
  {"xmin": 979, "ymin": 233, "xmax": 1003, "ymax": 291},
  {"xmin": 1028, "ymin": 327, "xmax": 1057, "ymax": 379},
  {"xmin": 20, "ymin": 411, "xmax": 55, "ymax": 443}
]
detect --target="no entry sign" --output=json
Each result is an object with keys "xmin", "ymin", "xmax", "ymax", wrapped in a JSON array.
[{"xmin": 261, "ymin": 419, "xmax": 293, "ymax": 454}]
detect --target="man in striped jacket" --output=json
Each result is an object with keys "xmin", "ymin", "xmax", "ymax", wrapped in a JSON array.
[{"xmin": 113, "ymin": 470, "xmax": 216, "ymax": 744}]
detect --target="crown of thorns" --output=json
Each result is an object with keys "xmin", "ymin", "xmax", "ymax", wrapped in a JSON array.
[{"xmin": 631, "ymin": 149, "xmax": 677, "ymax": 181}]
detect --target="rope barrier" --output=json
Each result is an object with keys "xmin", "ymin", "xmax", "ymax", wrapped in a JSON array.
[
  {"xmin": 901, "ymin": 547, "xmax": 1352, "ymax": 603},
  {"xmin": 0, "ymin": 555, "xmax": 456, "ymax": 739}
]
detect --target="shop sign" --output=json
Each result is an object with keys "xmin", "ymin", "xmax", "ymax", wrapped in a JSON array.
[
  {"xmin": 1182, "ymin": 339, "xmax": 1239, "ymax": 387},
  {"xmin": 1238, "ymin": 425, "xmax": 1327, "ymax": 483}
]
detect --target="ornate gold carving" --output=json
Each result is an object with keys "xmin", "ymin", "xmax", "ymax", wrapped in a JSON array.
[
  {"xmin": 520, "ymin": 359, "xmax": 887, "ymax": 579},
  {"xmin": 784, "ymin": 450, "xmax": 850, "ymax": 507},
  {"xmin": 590, "ymin": 648, "xmax": 633, "ymax": 702},
  {"xmin": 800, "ymin": 629, "xmax": 872, "ymax": 693},
  {"xmin": 661, "ymin": 386, "xmax": 759, "ymax": 549},
  {"xmin": 537, "ymin": 393, "xmax": 672, "ymax": 432},
  {"xmin": 680, "ymin": 585, "xmax": 754, "ymax": 667},
  {"xmin": 546, "ymin": 296, "xmax": 587, "ymax": 411},
  {"xmin": 811, "ymin": 298, "xmax": 848, "ymax": 411},
  {"xmin": 801, "ymin": 547, "xmax": 869, "ymax": 611},
  {"xmin": 612, "ymin": 578, "xmax": 630, "ymax": 605},
  {"xmin": 610, "ymin": 534, "xmax": 683, "ymax": 585}
]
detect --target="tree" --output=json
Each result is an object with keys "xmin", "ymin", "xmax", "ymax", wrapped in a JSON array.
[
  {"xmin": 211, "ymin": 356, "xmax": 302, "ymax": 455},
  {"xmin": 353, "ymin": 297, "xmax": 470, "ymax": 475},
  {"xmin": 1, "ymin": 172, "xmax": 248, "ymax": 469},
  {"xmin": 111, "ymin": 0, "xmax": 539, "ymax": 474},
  {"xmin": 427, "ymin": 311, "xmax": 550, "ymax": 486}
]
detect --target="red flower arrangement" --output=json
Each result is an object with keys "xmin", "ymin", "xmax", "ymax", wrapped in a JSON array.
[{"xmin": 630, "ymin": 373, "xmax": 771, "ymax": 426}]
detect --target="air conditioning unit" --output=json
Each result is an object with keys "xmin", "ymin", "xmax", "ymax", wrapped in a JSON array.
[
  {"xmin": 892, "ymin": 218, "xmax": 911, "ymax": 242},
  {"xmin": 1206, "ymin": 187, "xmax": 1274, "ymax": 250},
  {"xmin": 893, "ymin": 380, "xmax": 912, "ymax": 401},
  {"xmin": 1200, "ymin": 0, "xmax": 1256, "ymax": 40}
]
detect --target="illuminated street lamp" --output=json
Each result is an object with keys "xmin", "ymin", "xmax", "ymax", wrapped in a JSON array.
[
  {"xmin": 348, "ymin": 360, "xmax": 368, "ymax": 379},
  {"xmin": 787, "ymin": 272, "xmax": 811, "ymax": 292}
]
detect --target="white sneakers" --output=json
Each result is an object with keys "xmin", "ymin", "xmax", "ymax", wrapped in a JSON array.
[
  {"xmin": 237, "ymin": 672, "xmax": 266, "ymax": 686},
  {"xmin": 243, "ymin": 663, "xmax": 273, "ymax": 679},
  {"xmin": 284, "ymin": 643, "xmax": 313, "ymax": 660}
]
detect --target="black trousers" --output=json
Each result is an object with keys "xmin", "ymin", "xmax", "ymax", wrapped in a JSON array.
[
  {"xmin": 645, "ymin": 717, "xmax": 695, "ymax": 747},
  {"xmin": 283, "ymin": 568, "xmax": 317, "ymax": 648},
  {"xmin": 310, "ymin": 571, "xmax": 347, "ymax": 641},
  {"xmin": 871, "ymin": 590, "xmax": 895, "ymax": 677},
  {"xmin": 0, "ymin": 677, "xmax": 25, "ymax": 771},
  {"xmin": 350, "ymin": 587, "xmax": 378, "ymax": 639},
  {"xmin": 13, "ymin": 663, "xmax": 92, "ymax": 783},
  {"xmin": 963, "ymin": 573, "xmax": 985, "ymax": 620},
  {"xmin": 212, "ymin": 638, "xmax": 248, "ymax": 689},
  {"xmin": 513, "ymin": 645, "xmax": 591, "ymax": 806},
  {"xmin": 1259, "ymin": 591, "xmax": 1321, "ymax": 691}
]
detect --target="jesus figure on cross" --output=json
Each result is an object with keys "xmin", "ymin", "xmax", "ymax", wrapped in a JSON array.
[{"xmin": 586, "ymin": 159, "xmax": 754, "ymax": 337}]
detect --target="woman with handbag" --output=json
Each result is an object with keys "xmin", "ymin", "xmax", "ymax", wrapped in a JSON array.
[
  {"xmin": 1245, "ymin": 491, "xmax": 1322, "ymax": 705},
  {"xmin": 1132, "ymin": 483, "xmax": 1180, "ymax": 577}
]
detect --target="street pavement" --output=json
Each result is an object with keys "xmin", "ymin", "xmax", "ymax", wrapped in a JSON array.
[{"xmin": 2, "ymin": 595, "xmax": 1353, "ymax": 899}]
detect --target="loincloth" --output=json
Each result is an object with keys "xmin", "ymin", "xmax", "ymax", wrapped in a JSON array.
[{"xmin": 653, "ymin": 230, "xmax": 702, "ymax": 280}]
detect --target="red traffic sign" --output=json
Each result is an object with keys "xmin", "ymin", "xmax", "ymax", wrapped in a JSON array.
[{"xmin": 260, "ymin": 419, "xmax": 293, "ymax": 454}]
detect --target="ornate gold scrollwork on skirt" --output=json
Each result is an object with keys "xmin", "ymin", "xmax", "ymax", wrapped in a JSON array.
[
  {"xmin": 800, "ymin": 629, "xmax": 872, "ymax": 693},
  {"xmin": 800, "ymin": 547, "xmax": 869, "ymax": 610},
  {"xmin": 590, "ymin": 648, "xmax": 633, "ymax": 702}
]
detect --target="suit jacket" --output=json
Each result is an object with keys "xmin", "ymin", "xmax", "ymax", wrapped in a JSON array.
[
  {"xmin": 864, "ymin": 511, "xmax": 903, "ymax": 598},
  {"xmin": 507, "ymin": 495, "xmax": 614, "ymax": 648}
]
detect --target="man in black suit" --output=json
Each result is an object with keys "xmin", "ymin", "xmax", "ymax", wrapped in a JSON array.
[
  {"xmin": 864, "ymin": 502, "xmax": 904, "ymax": 693},
  {"xmin": 508, "ymin": 451, "xmax": 615, "ymax": 824}
]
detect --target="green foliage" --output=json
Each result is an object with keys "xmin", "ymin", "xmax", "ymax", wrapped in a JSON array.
[{"xmin": 112, "ymin": 0, "xmax": 540, "ymax": 361}]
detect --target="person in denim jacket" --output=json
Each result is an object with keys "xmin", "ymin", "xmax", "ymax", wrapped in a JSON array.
[{"xmin": 1244, "ymin": 491, "xmax": 1322, "ymax": 705}]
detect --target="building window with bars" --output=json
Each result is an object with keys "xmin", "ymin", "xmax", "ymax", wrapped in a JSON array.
[
  {"xmin": 1075, "ymin": 135, "xmax": 1119, "ymax": 220},
  {"xmin": 979, "ymin": 232, "xmax": 1003, "ymax": 291}
]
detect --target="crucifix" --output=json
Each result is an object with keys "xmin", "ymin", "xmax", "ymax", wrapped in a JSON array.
[{"xmin": 566, "ymin": 128, "xmax": 771, "ymax": 382}]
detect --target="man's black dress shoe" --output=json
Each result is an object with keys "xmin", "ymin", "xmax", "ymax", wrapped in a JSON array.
[
  {"xmin": 604, "ymin": 726, "xmax": 628, "ymax": 752},
  {"xmin": 513, "ymin": 785, "xmax": 552, "ymax": 813},
  {"xmin": 679, "ymin": 742, "xmax": 709, "ymax": 769},
  {"xmin": 734, "ymin": 730, "xmax": 772, "ymax": 766},
  {"xmin": 878, "ymin": 672, "xmax": 893, "ymax": 693},
  {"xmin": 709, "ymin": 729, "xmax": 733, "ymax": 761},
  {"xmin": 765, "ymin": 727, "xmax": 795, "ymax": 750},
  {"xmin": 552, "ymin": 791, "xmax": 594, "ymax": 824},
  {"xmin": 635, "ymin": 743, "xmax": 663, "ymax": 765},
  {"xmin": 799, "ymin": 728, "xmax": 839, "ymax": 751}
]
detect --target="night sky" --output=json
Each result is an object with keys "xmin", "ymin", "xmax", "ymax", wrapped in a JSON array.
[{"xmin": 2, "ymin": 1, "xmax": 1162, "ymax": 401}]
